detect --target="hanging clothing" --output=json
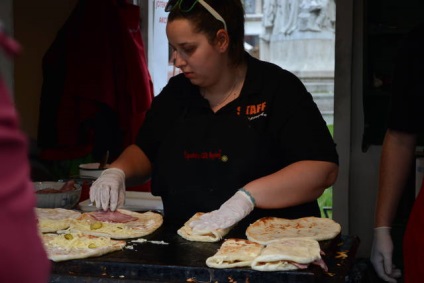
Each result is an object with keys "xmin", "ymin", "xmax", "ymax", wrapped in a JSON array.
[{"xmin": 37, "ymin": 0, "xmax": 153, "ymax": 163}]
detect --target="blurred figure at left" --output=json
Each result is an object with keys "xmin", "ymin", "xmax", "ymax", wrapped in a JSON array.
[{"xmin": 0, "ymin": 21, "xmax": 51, "ymax": 282}]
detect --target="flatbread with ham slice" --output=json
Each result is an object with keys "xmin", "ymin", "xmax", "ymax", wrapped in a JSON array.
[
  {"xmin": 177, "ymin": 212, "xmax": 231, "ymax": 242},
  {"xmin": 36, "ymin": 208, "xmax": 81, "ymax": 233},
  {"xmin": 206, "ymin": 238, "xmax": 264, "ymax": 268},
  {"xmin": 64, "ymin": 209, "xmax": 163, "ymax": 239},
  {"xmin": 251, "ymin": 238, "xmax": 328, "ymax": 272},
  {"xmin": 41, "ymin": 232, "xmax": 126, "ymax": 262}
]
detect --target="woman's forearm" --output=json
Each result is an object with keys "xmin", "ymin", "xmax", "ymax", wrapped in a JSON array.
[
  {"xmin": 375, "ymin": 129, "xmax": 417, "ymax": 227},
  {"xmin": 245, "ymin": 160, "xmax": 338, "ymax": 209},
  {"xmin": 110, "ymin": 144, "xmax": 152, "ymax": 182}
]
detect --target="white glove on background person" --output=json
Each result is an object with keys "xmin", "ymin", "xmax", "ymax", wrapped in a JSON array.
[
  {"xmin": 89, "ymin": 168, "xmax": 126, "ymax": 211},
  {"xmin": 370, "ymin": 227, "xmax": 402, "ymax": 282},
  {"xmin": 190, "ymin": 189, "xmax": 255, "ymax": 232}
]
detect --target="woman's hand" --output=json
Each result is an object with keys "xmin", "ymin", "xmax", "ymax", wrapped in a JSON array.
[
  {"xmin": 89, "ymin": 168, "xmax": 126, "ymax": 211},
  {"xmin": 189, "ymin": 189, "xmax": 255, "ymax": 231},
  {"xmin": 370, "ymin": 227, "xmax": 402, "ymax": 282}
]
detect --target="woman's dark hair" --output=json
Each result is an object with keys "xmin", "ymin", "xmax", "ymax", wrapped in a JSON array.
[{"xmin": 167, "ymin": 0, "xmax": 245, "ymax": 66}]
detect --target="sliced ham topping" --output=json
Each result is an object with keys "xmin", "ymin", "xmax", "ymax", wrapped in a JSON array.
[
  {"xmin": 59, "ymin": 180, "xmax": 76, "ymax": 192},
  {"xmin": 90, "ymin": 210, "xmax": 138, "ymax": 223},
  {"xmin": 290, "ymin": 262, "xmax": 309, "ymax": 269},
  {"xmin": 312, "ymin": 258, "xmax": 328, "ymax": 272}
]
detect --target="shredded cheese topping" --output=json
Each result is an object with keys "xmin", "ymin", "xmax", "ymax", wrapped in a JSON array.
[{"xmin": 46, "ymin": 232, "xmax": 115, "ymax": 250}]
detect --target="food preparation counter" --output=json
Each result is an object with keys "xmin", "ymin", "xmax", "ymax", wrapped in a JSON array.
[{"xmin": 48, "ymin": 218, "xmax": 360, "ymax": 283}]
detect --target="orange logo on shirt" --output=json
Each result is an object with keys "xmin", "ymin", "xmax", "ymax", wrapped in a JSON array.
[{"xmin": 237, "ymin": 102, "xmax": 267, "ymax": 120}]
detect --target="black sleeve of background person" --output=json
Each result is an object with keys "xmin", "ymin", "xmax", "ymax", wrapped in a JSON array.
[{"xmin": 388, "ymin": 23, "xmax": 424, "ymax": 134}]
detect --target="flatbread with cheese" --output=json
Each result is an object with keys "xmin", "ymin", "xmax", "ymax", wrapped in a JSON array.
[
  {"xmin": 177, "ymin": 212, "xmax": 231, "ymax": 242},
  {"xmin": 41, "ymin": 232, "xmax": 126, "ymax": 262},
  {"xmin": 64, "ymin": 209, "xmax": 163, "ymax": 239},
  {"xmin": 36, "ymin": 208, "xmax": 81, "ymax": 233},
  {"xmin": 206, "ymin": 238, "xmax": 264, "ymax": 268},
  {"xmin": 251, "ymin": 238, "xmax": 327, "ymax": 271},
  {"xmin": 246, "ymin": 216, "xmax": 341, "ymax": 244}
]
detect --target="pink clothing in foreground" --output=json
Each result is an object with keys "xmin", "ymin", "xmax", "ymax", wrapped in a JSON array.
[{"xmin": 0, "ymin": 76, "xmax": 51, "ymax": 281}]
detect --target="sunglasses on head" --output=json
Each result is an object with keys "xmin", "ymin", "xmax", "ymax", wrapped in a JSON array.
[{"xmin": 165, "ymin": 0, "xmax": 227, "ymax": 31}]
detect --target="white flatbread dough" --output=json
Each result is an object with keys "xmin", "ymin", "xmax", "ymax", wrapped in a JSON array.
[
  {"xmin": 251, "ymin": 238, "xmax": 322, "ymax": 271},
  {"xmin": 41, "ymin": 232, "xmax": 126, "ymax": 262},
  {"xmin": 64, "ymin": 209, "xmax": 163, "ymax": 239},
  {"xmin": 36, "ymin": 208, "xmax": 82, "ymax": 233},
  {"xmin": 206, "ymin": 238, "xmax": 264, "ymax": 268},
  {"xmin": 246, "ymin": 216, "xmax": 341, "ymax": 244}
]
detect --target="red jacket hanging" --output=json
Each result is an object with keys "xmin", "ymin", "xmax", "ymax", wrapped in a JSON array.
[{"xmin": 37, "ymin": 0, "xmax": 153, "ymax": 162}]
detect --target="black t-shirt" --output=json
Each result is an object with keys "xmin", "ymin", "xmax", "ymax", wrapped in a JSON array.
[
  {"xmin": 388, "ymin": 23, "xmax": 424, "ymax": 134},
  {"xmin": 136, "ymin": 53, "xmax": 338, "ymax": 226}
]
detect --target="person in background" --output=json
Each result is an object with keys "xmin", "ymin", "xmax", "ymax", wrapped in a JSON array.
[
  {"xmin": 371, "ymin": 22, "xmax": 424, "ymax": 283},
  {"xmin": 90, "ymin": 0, "xmax": 338, "ymax": 231},
  {"xmin": 0, "ymin": 23, "xmax": 51, "ymax": 283}
]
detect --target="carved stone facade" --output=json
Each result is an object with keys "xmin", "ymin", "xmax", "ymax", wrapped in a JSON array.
[
  {"xmin": 256, "ymin": 0, "xmax": 336, "ymax": 124},
  {"xmin": 260, "ymin": 0, "xmax": 335, "ymax": 76}
]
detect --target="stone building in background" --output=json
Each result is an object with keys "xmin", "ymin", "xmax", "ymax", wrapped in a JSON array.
[{"xmin": 244, "ymin": 0, "xmax": 335, "ymax": 124}]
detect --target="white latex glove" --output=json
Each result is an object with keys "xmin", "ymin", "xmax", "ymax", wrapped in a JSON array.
[
  {"xmin": 89, "ymin": 168, "xmax": 126, "ymax": 211},
  {"xmin": 370, "ymin": 227, "xmax": 402, "ymax": 282},
  {"xmin": 189, "ymin": 189, "xmax": 255, "ymax": 232}
]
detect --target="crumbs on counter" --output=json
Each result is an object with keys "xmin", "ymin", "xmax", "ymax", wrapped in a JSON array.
[
  {"xmin": 130, "ymin": 238, "xmax": 169, "ymax": 245},
  {"xmin": 131, "ymin": 238, "xmax": 147, "ymax": 244},
  {"xmin": 335, "ymin": 250, "xmax": 348, "ymax": 259},
  {"xmin": 125, "ymin": 239, "xmax": 169, "ymax": 250},
  {"xmin": 186, "ymin": 278, "xmax": 217, "ymax": 283},
  {"xmin": 326, "ymin": 272, "xmax": 335, "ymax": 277},
  {"xmin": 149, "ymin": 240, "xmax": 169, "ymax": 245}
]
